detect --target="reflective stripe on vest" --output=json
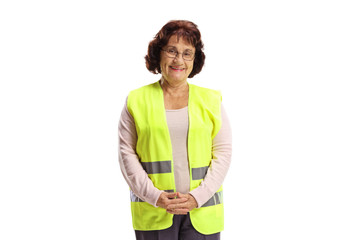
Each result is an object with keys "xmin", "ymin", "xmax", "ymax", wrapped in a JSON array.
[
  {"xmin": 130, "ymin": 189, "xmax": 222, "ymax": 208},
  {"xmin": 130, "ymin": 190, "xmax": 144, "ymax": 202},
  {"xmin": 192, "ymin": 166, "xmax": 209, "ymax": 180},
  {"xmin": 130, "ymin": 189, "xmax": 175, "ymax": 203},
  {"xmin": 141, "ymin": 161, "xmax": 172, "ymax": 174},
  {"xmin": 202, "ymin": 191, "xmax": 223, "ymax": 207}
]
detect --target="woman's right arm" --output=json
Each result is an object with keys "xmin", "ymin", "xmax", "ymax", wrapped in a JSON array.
[{"xmin": 118, "ymin": 98, "xmax": 163, "ymax": 207}]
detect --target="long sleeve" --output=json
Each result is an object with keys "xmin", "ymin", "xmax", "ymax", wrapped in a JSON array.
[
  {"xmin": 118, "ymin": 98, "xmax": 163, "ymax": 207},
  {"xmin": 189, "ymin": 104, "xmax": 232, "ymax": 207}
]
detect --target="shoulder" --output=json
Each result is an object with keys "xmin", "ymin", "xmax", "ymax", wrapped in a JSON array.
[
  {"xmin": 127, "ymin": 81, "xmax": 161, "ymax": 112},
  {"xmin": 127, "ymin": 81, "xmax": 160, "ymax": 104}
]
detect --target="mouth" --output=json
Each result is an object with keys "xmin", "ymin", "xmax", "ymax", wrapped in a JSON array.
[{"xmin": 170, "ymin": 66, "xmax": 185, "ymax": 71}]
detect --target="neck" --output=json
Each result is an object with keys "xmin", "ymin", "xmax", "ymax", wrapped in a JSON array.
[{"xmin": 160, "ymin": 77, "xmax": 189, "ymax": 96}]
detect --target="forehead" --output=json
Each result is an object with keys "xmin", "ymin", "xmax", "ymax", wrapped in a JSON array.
[{"xmin": 166, "ymin": 35, "xmax": 195, "ymax": 50}]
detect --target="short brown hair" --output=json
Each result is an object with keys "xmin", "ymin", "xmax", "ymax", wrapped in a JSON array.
[{"xmin": 145, "ymin": 20, "xmax": 205, "ymax": 78}]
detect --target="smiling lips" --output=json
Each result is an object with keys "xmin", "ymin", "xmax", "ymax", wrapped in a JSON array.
[{"xmin": 170, "ymin": 66, "xmax": 185, "ymax": 71}]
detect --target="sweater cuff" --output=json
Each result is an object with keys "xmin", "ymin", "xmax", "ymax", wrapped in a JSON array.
[
  {"xmin": 189, "ymin": 188, "xmax": 206, "ymax": 209},
  {"xmin": 148, "ymin": 189, "xmax": 163, "ymax": 208}
]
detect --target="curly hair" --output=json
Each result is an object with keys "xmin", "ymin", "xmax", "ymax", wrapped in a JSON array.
[{"xmin": 145, "ymin": 20, "xmax": 205, "ymax": 78}]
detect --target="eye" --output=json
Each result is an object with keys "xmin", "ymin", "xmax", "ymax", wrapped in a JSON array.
[
  {"xmin": 184, "ymin": 51, "xmax": 193, "ymax": 56},
  {"xmin": 167, "ymin": 48, "xmax": 177, "ymax": 54}
]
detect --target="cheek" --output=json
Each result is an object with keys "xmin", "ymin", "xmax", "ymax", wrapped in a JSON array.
[
  {"xmin": 188, "ymin": 62, "xmax": 194, "ymax": 73},
  {"xmin": 159, "ymin": 55, "xmax": 168, "ymax": 69},
  {"xmin": 159, "ymin": 59, "xmax": 167, "ymax": 72}
]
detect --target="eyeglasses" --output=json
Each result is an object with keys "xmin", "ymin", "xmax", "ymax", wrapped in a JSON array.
[{"xmin": 161, "ymin": 47, "xmax": 195, "ymax": 61}]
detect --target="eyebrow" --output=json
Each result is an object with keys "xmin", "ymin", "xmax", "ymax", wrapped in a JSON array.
[{"xmin": 167, "ymin": 45, "xmax": 194, "ymax": 51}]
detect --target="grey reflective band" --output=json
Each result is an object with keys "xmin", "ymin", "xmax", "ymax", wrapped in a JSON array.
[
  {"xmin": 201, "ymin": 191, "xmax": 223, "ymax": 207},
  {"xmin": 130, "ymin": 190, "xmax": 144, "ymax": 202},
  {"xmin": 141, "ymin": 161, "xmax": 172, "ymax": 174},
  {"xmin": 192, "ymin": 166, "xmax": 209, "ymax": 180},
  {"xmin": 130, "ymin": 189, "xmax": 175, "ymax": 202}
]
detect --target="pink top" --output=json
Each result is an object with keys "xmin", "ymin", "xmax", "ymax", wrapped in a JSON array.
[{"xmin": 118, "ymin": 97, "xmax": 232, "ymax": 208}]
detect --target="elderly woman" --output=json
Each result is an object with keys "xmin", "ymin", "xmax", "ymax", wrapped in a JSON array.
[{"xmin": 118, "ymin": 20, "xmax": 232, "ymax": 240}]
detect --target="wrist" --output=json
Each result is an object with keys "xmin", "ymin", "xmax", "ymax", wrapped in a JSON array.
[{"xmin": 188, "ymin": 193, "xmax": 199, "ymax": 208}]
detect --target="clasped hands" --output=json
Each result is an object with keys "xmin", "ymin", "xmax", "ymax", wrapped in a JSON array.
[{"xmin": 156, "ymin": 192, "xmax": 198, "ymax": 215}]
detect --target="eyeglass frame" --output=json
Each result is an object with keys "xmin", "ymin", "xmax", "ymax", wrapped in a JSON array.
[{"xmin": 161, "ymin": 47, "xmax": 196, "ymax": 61}]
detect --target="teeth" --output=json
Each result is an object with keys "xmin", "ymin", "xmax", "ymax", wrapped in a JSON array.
[{"xmin": 171, "ymin": 66, "xmax": 183, "ymax": 70}]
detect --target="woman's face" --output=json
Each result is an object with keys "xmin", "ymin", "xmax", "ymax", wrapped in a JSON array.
[{"xmin": 160, "ymin": 35, "xmax": 195, "ymax": 85}]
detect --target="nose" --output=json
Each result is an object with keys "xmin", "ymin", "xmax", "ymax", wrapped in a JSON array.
[{"xmin": 173, "ymin": 53, "xmax": 184, "ymax": 63}]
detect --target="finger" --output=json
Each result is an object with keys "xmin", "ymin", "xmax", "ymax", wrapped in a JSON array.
[
  {"xmin": 167, "ymin": 198, "xmax": 187, "ymax": 206},
  {"xmin": 163, "ymin": 196, "xmax": 187, "ymax": 209},
  {"xmin": 176, "ymin": 192, "xmax": 187, "ymax": 199},
  {"xmin": 167, "ymin": 208, "xmax": 189, "ymax": 215},
  {"xmin": 165, "ymin": 200, "xmax": 186, "ymax": 209},
  {"xmin": 167, "ymin": 202, "xmax": 188, "ymax": 210},
  {"xmin": 164, "ymin": 192, "xmax": 177, "ymax": 199}
]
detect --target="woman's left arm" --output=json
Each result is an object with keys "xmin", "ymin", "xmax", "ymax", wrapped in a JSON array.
[{"xmin": 189, "ymin": 103, "xmax": 232, "ymax": 208}]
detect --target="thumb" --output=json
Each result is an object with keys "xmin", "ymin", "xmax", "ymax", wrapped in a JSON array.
[
  {"xmin": 176, "ymin": 192, "xmax": 187, "ymax": 199},
  {"xmin": 165, "ymin": 192, "xmax": 177, "ymax": 199}
]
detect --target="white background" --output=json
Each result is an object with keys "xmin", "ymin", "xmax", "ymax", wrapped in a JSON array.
[{"xmin": 1, "ymin": 0, "xmax": 359, "ymax": 239}]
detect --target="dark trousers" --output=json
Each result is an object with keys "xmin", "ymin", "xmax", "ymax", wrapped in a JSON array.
[{"xmin": 135, "ymin": 213, "xmax": 220, "ymax": 240}]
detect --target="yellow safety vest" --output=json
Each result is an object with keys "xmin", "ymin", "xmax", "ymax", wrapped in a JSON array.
[{"xmin": 127, "ymin": 81, "xmax": 224, "ymax": 235}]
